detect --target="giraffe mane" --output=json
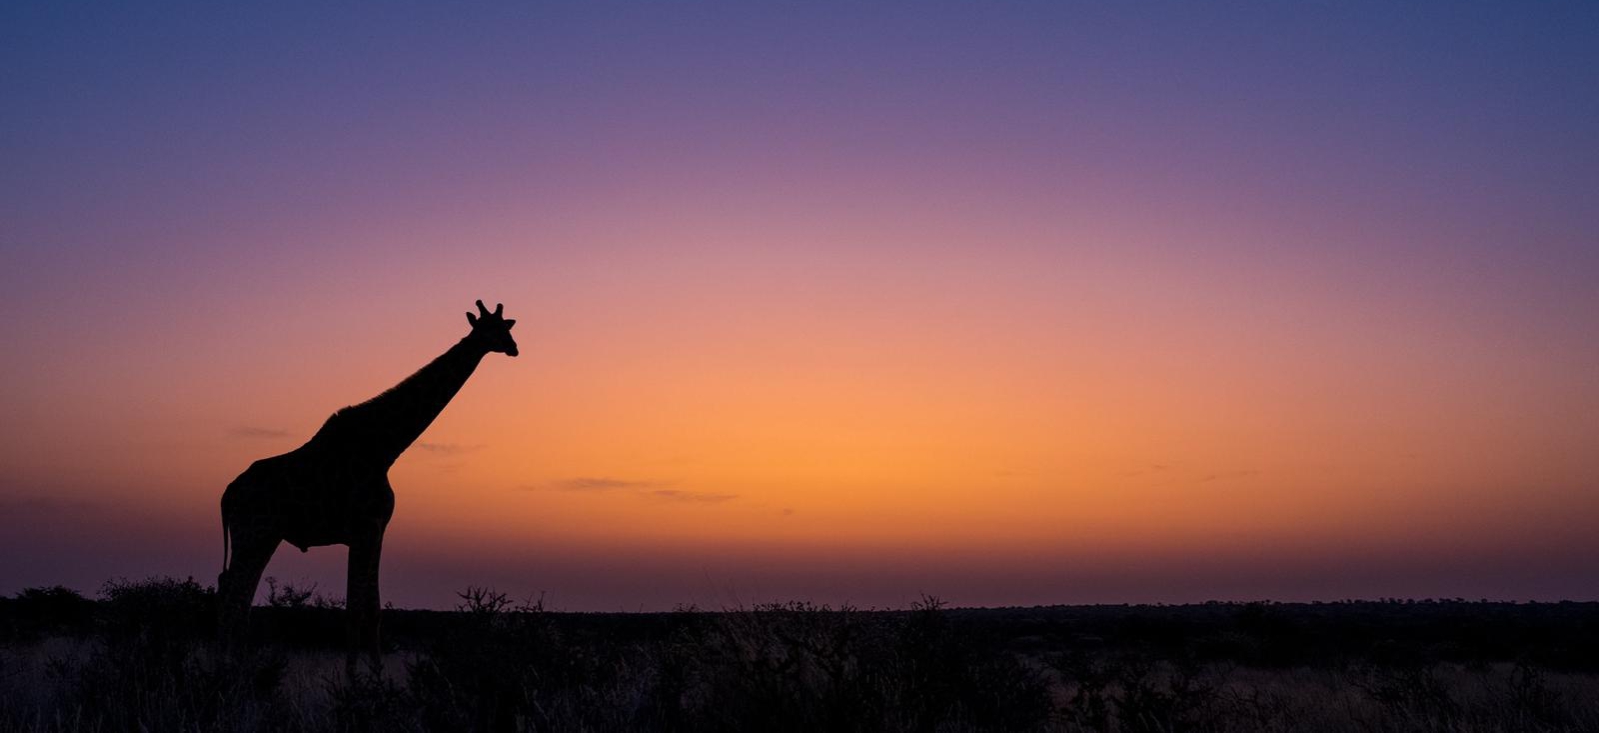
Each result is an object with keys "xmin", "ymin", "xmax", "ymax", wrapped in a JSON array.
[{"xmin": 312, "ymin": 360, "xmax": 435, "ymax": 440}]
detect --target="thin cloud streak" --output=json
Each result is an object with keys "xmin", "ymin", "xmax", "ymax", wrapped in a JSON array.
[
  {"xmin": 0, "ymin": 495, "xmax": 96, "ymax": 513},
  {"xmin": 415, "ymin": 442, "xmax": 485, "ymax": 456},
  {"xmin": 228, "ymin": 426, "xmax": 290, "ymax": 439},
  {"xmin": 649, "ymin": 489, "xmax": 737, "ymax": 504},
  {"xmin": 548, "ymin": 477, "xmax": 668, "ymax": 492},
  {"xmin": 520, "ymin": 479, "xmax": 737, "ymax": 506}
]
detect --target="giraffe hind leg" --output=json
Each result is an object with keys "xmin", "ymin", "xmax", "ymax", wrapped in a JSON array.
[{"xmin": 217, "ymin": 528, "xmax": 279, "ymax": 654}]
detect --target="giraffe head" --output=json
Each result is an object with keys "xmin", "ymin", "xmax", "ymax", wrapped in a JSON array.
[{"xmin": 465, "ymin": 300, "xmax": 519, "ymax": 357}]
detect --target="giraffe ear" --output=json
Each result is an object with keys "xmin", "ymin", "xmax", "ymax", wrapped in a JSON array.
[
  {"xmin": 466, "ymin": 312, "xmax": 478, "ymax": 326},
  {"xmin": 504, "ymin": 319, "xmax": 516, "ymax": 329}
]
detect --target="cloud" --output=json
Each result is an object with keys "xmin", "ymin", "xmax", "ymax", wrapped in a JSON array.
[
  {"xmin": 648, "ymin": 490, "xmax": 737, "ymax": 504},
  {"xmin": 229, "ymin": 426, "xmax": 290, "ymax": 439},
  {"xmin": 0, "ymin": 495, "xmax": 95, "ymax": 513},
  {"xmin": 524, "ymin": 476, "xmax": 735, "ymax": 505},
  {"xmin": 1119, "ymin": 463, "xmax": 1173, "ymax": 478},
  {"xmin": 1198, "ymin": 470, "xmax": 1260, "ymax": 483},
  {"xmin": 526, "ymin": 478, "xmax": 736, "ymax": 506},
  {"xmin": 547, "ymin": 477, "xmax": 667, "ymax": 492},
  {"xmin": 415, "ymin": 442, "xmax": 485, "ymax": 456}
]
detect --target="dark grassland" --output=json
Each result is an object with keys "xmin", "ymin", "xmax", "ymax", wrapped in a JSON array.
[{"xmin": 3, "ymin": 578, "xmax": 1599, "ymax": 731}]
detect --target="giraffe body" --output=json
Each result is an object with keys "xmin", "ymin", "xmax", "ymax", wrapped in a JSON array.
[
  {"xmin": 223, "ymin": 449, "xmax": 393, "ymax": 554},
  {"xmin": 218, "ymin": 301, "xmax": 517, "ymax": 671}
]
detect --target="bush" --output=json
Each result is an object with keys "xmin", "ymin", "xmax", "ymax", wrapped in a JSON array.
[{"xmin": 1, "ymin": 586, "xmax": 95, "ymax": 639}]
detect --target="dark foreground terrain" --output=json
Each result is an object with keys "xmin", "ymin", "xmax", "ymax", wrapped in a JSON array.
[{"xmin": 3, "ymin": 578, "xmax": 1598, "ymax": 732}]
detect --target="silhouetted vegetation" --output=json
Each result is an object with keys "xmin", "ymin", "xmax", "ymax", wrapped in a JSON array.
[{"xmin": 3, "ymin": 579, "xmax": 1599, "ymax": 731}]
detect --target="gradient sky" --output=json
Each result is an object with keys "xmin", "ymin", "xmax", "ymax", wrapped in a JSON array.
[{"xmin": 3, "ymin": 1, "xmax": 1598, "ymax": 610}]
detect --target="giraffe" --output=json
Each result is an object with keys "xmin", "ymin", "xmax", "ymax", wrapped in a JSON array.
[{"xmin": 218, "ymin": 300, "xmax": 517, "ymax": 672}]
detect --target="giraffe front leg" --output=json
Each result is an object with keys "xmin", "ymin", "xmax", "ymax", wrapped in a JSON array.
[{"xmin": 346, "ymin": 528, "xmax": 385, "ymax": 678}]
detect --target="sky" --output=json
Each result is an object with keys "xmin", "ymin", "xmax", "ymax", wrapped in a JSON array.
[{"xmin": 3, "ymin": 1, "xmax": 1598, "ymax": 610}]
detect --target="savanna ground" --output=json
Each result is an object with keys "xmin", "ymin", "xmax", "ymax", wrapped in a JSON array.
[{"xmin": 3, "ymin": 578, "xmax": 1598, "ymax": 732}]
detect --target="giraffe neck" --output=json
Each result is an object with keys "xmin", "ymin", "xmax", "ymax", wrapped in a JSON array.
[{"xmin": 319, "ymin": 337, "xmax": 489, "ymax": 467}]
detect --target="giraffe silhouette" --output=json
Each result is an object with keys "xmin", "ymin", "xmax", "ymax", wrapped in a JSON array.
[{"xmin": 218, "ymin": 300, "xmax": 517, "ymax": 671}]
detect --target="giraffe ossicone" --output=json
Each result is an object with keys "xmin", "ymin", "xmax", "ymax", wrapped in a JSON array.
[{"xmin": 218, "ymin": 300, "xmax": 518, "ymax": 671}]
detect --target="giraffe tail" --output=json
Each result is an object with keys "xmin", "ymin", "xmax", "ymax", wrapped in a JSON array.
[{"xmin": 221, "ymin": 505, "xmax": 232, "ymax": 576}]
